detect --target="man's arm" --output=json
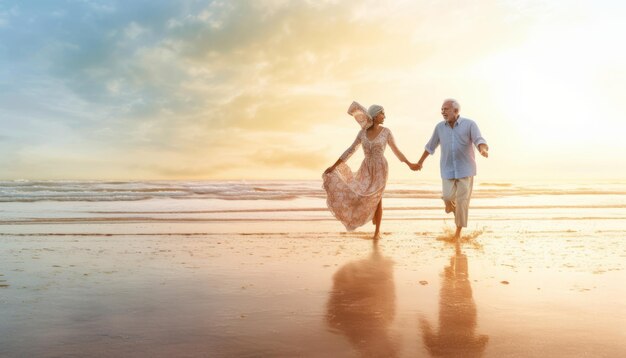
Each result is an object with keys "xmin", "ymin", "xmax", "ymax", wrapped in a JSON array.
[
  {"xmin": 470, "ymin": 121, "xmax": 488, "ymax": 158},
  {"xmin": 410, "ymin": 150, "xmax": 430, "ymax": 170},
  {"xmin": 418, "ymin": 150, "xmax": 430, "ymax": 165},
  {"xmin": 411, "ymin": 126, "xmax": 440, "ymax": 171}
]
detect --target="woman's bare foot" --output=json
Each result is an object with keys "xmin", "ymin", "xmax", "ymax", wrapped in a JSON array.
[{"xmin": 373, "ymin": 232, "xmax": 381, "ymax": 240}]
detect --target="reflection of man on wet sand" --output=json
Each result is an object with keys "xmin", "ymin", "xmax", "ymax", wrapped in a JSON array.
[
  {"xmin": 420, "ymin": 242, "xmax": 489, "ymax": 357},
  {"xmin": 326, "ymin": 241, "xmax": 398, "ymax": 357}
]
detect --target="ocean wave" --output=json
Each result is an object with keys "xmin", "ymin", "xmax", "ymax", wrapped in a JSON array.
[
  {"xmin": 1, "ymin": 215, "xmax": 625, "ymax": 225},
  {"xmin": 85, "ymin": 204, "xmax": 626, "ymax": 214},
  {"xmin": 0, "ymin": 180, "xmax": 625, "ymax": 202}
]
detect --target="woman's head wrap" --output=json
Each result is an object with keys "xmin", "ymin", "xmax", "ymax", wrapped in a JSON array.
[
  {"xmin": 347, "ymin": 101, "xmax": 383, "ymax": 129},
  {"xmin": 367, "ymin": 104, "xmax": 384, "ymax": 120}
]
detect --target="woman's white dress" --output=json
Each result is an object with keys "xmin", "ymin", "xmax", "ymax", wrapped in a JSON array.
[{"xmin": 323, "ymin": 127, "xmax": 405, "ymax": 231}]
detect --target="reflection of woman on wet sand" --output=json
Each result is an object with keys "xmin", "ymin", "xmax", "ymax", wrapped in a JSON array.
[
  {"xmin": 420, "ymin": 242, "xmax": 489, "ymax": 357},
  {"xmin": 326, "ymin": 241, "xmax": 398, "ymax": 357}
]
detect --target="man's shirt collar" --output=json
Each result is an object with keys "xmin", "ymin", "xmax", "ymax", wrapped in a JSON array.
[{"xmin": 445, "ymin": 116, "xmax": 463, "ymax": 127}]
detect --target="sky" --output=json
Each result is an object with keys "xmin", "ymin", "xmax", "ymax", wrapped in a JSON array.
[{"xmin": 1, "ymin": 0, "xmax": 625, "ymax": 181}]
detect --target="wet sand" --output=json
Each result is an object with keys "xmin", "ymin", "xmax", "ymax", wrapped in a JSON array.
[{"xmin": 1, "ymin": 218, "xmax": 625, "ymax": 357}]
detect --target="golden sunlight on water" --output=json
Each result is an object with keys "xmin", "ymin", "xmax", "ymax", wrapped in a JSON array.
[{"xmin": 0, "ymin": 180, "xmax": 624, "ymax": 356}]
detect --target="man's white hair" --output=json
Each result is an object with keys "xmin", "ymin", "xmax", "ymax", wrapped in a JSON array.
[{"xmin": 443, "ymin": 98, "xmax": 460, "ymax": 111}]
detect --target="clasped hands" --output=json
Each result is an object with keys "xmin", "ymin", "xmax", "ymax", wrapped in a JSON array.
[{"xmin": 407, "ymin": 162, "xmax": 422, "ymax": 171}]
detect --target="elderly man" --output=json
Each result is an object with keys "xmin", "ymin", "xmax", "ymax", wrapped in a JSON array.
[{"xmin": 411, "ymin": 99, "xmax": 489, "ymax": 239}]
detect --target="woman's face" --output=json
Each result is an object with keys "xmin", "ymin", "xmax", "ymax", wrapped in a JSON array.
[{"xmin": 374, "ymin": 111, "xmax": 385, "ymax": 124}]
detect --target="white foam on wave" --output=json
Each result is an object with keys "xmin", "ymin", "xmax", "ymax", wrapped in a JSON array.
[{"xmin": 0, "ymin": 180, "xmax": 625, "ymax": 203}]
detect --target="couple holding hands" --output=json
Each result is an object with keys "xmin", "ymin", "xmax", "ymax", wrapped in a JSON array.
[{"xmin": 323, "ymin": 99, "xmax": 489, "ymax": 240}]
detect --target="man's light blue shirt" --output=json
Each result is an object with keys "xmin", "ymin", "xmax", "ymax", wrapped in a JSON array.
[{"xmin": 424, "ymin": 117, "xmax": 487, "ymax": 180}]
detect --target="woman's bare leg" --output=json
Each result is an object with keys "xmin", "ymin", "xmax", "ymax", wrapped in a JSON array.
[{"xmin": 373, "ymin": 199, "xmax": 383, "ymax": 239}]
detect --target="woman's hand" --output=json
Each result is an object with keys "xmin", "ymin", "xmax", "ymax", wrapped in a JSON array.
[
  {"xmin": 324, "ymin": 159, "xmax": 343, "ymax": 175},
  {"xmin": 408, "ymin": 162, "xmax": 422, "ymax": 171}
]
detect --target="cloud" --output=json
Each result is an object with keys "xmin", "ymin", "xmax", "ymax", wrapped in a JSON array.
[
  {"xmin": 0, "ymin": 1, "xmax": 516, "ymax": 179},
  {"xmin": 2, "ymin": 0, "xmax": 623, "ymax": 179},
  {"xmin": 3, "ymin": 0, "xmax": 531, "ymax": 132},
  {"xmin": 252, "ymin": 147, "xmax": 329, "ymax": 170}
]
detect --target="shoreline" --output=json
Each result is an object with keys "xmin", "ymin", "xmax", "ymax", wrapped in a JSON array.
[{"xmin": 1, "ymin": 181, "xmax": 625, "ymax": 357}]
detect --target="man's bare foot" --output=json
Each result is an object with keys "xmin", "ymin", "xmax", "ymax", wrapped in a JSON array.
[
  {"xmin": 445, "ymin": 201, "xmax": 456, "ymax": 213},
  {"xmin": 454, "ymin": 227, "xmax": 462, "ymax": 240},
  {"xmin": 373, "ymin": 232, "xmax": 381, "ymax": 240}
]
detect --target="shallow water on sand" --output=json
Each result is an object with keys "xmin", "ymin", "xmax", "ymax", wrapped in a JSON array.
[{"xmin": 0, "ymin": 180, "xmax": 625, "ymax": 357}]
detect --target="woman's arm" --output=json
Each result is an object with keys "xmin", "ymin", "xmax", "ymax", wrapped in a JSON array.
[
  {"xmin": 324, "ymin": 131, "xmax": 362, "ymax": 174},
  {"xmin": 386, "ymin": 129, "xmax": 411, "ymax": 165}
]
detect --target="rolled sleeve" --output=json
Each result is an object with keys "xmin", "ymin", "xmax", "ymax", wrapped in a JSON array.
[
  {"xmin": 470, "ymin": 121, "xmax": 487, "ymax": 148},
  {"xmin": 424, "ymin": 127, "xmax": 440, "ymax": 155}
]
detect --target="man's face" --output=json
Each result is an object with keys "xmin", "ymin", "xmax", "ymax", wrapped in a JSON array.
[{"xmin": 441, "ymin": 102, "xmax": 458, "ymax": 122}]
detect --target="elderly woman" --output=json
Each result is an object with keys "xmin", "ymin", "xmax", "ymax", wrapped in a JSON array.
[{"xmin": 323, "ymin": 102, "xmax": 415, "ymax": 239}]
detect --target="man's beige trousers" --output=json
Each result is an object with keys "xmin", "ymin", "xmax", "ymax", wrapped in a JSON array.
[{"xmin": 442, "ymin": 176, "xmax": 474, "ymax": 228}]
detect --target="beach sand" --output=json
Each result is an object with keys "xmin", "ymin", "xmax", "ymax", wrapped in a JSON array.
[
  {"xmin": 1, "ymin": 181, "xmax": 625, "ymax": 357},
  {"xmin": 1, "ymin": 222, "xmax": 625, "ymax": 357}
]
